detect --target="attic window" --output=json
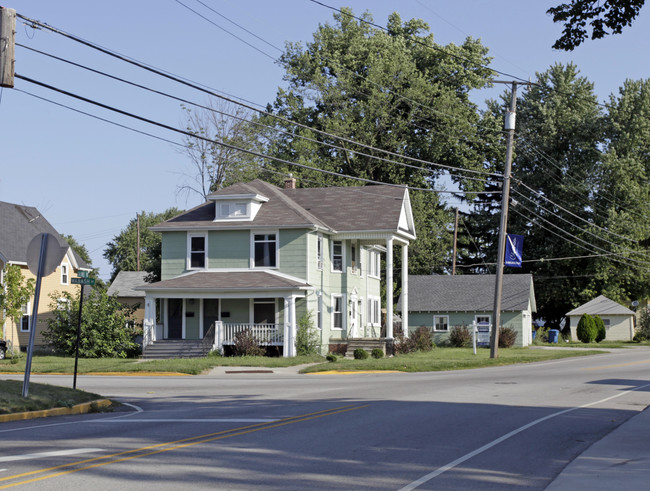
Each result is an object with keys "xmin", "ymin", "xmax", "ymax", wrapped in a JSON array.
[{"xmin": 218, "ymin": 202, "xmax": 249, "ymax": 219}]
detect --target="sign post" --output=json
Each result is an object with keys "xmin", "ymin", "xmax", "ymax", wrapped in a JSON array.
[{"xmin": 72, "ymin": 275, "xmax": 94, "ymax": 389}]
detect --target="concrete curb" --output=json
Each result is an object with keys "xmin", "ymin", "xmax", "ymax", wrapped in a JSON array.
[{"xmin": 0, "ymin": 399, "xmax": 113, "ymax": 423}]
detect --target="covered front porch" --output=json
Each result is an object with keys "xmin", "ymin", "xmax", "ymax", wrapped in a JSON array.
[{"xmin": 140, "ymin": 270, "xmax": 312, "ymax": 357}]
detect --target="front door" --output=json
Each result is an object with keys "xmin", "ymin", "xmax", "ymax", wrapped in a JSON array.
[{"xmin": 168, "ymin": 299, "xmax": 183, "ymax": 339}]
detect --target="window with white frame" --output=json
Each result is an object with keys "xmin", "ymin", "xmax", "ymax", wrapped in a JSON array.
[
  {"xmin": 368, "ymin": 249, "xmax": 381, "ymax": 278},
  {"xmin": 332, "ymin": 240, "xmax": 343, "ymax": 272},
  {"xmin": 332, "ymin": 294, "xmax": 344, "ymax": 330},
  {"xmin": 253, "ymin": 233, "xmax": 277, "ymax": 268},
  {"xmin": 316, "ymin": 292, "xmax": 323, "ymax": 330},
  {"xmin": 218, "ymin": 202, "xmax": 249, "ymax": 219},
  {"xmin": 20, "ymin": 303, "xmax": 30, "ymax": 332},
  {"xmin": 61, "ymin": 263, "xmax": 69, "ymax": 285},
  {"xmin": 475, "ymin": 315, "xmax": 491, "ymax": 326},
  {"xmin": 351, "ymin": 243, "xmax": 357, "ymax": 273},
  {"xmin": 368, "ymin": 296, "xmax": 381, "ymax": 326},
  {"xmin": 253, "ymin": 298, "xmax": 276, "ymax": 324},
  {"xmin": 317, "ymin": 234, "xmax": 323, "ymax": 270},
  {"xmin": 188, "ymin": 234, "xmax": 207, "ymax": 269},
  {"xmin": 433, "ymin": 315, "xmax": 449, "ymax": 332}
]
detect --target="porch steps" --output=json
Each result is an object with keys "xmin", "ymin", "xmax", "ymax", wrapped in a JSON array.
[
  {"xmin": 142, "ymin": 340, "xmax": 206, "ymax": 359},
  {"xmin": 345, "ymin": 338, "xmax": 387, "ymax": 359}
]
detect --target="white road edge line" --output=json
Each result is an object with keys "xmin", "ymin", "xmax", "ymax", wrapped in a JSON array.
[
  {"xmin": 0, "ymin": 448, "xmax": 105, "ymax": 463},
  {"xmin": 97, "ymin": 419, "xmax": 277, "ymax": 423},
  {"xmin": 399, "ymin": 382, "xmax": 650, "ymax": 491}
]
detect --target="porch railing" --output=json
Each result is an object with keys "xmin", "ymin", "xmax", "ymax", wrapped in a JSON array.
[
  {"xmin": 218, "ymin": 323, "xmax": 283, "ymax": 348},
  {"xmin": 202, "ymin": 322, "xmax": 216, "ymax": 356}
]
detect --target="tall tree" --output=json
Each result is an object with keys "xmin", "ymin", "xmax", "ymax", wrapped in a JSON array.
[
  {"xmin": 470, "ymin": 64, "xmax": 605, "ymax": 327},
  {"xmin": 179, "ymin": 99, "xmax": 264, "ymax": 201},
  {"xmin": 0, "ymin": 265, "xmax": 35, "ymax": 351},
  {"xmin": 104, "ymin": 208, "xmax": 182, "ymax": 283},
  {"xmin": 549, "ymin": 0, "xmax": 645, "ymax": 50},
  {"xmin": 261, "ymin": 8, "xmax": 497, "ymax": 275}
]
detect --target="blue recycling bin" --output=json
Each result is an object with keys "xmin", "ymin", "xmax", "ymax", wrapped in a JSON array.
[
  {"xmin": 548, "ymin": 329, "xmax": 559, "ymax": 344},
  {"xmin": 532, "ymin": 330, "xmax": 537, "ymax": 340}
]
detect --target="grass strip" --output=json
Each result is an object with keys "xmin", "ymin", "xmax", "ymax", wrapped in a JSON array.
[{"xmin": 0, "ymin": 379, "xmax": 103, "ymax": 415}]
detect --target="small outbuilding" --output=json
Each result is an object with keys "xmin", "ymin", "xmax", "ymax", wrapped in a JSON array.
[
  {"xmin": 566, "ymin": 295, "xmax": 635, "ymax": 341},
  {"xmin": 398, "ymin": 274, "xmax": 536, "ymax": 347},
  {"xmin": 107, "ymin": 271, "xmax": 149, "ymax": 326}
]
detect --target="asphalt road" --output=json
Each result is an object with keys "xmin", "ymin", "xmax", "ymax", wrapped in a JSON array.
[{"xmin": 1, "ymin": 347, "xmax": 649, "ymax": 490}]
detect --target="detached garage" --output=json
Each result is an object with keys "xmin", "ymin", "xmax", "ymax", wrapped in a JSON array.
[{"xmin": 566, "ymin": 295, "xmax": 635, "ymax": 341}]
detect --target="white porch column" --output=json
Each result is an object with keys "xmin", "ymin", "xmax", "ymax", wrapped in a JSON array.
[
  {"xmin": 402, "ymin": 243, "xmax": 409, "ymax": 338},
  {"xmin": 386, "ymin": 237, "xmax": 394, "ymax": 340},
  {"xmin": 283, "ymin": 297, "xmax": 289, "ymax": 358},
  {"xmin": 289, "ymin": 295, "xmax": 297, "ymax": 357},
  {"xmin": 143, "ymin": 294, "xmax": 155, "ymax": 347}
]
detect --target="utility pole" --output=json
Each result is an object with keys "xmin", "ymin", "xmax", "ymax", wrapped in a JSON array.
[
  {"xmin": 0, "ymin": 7, "xmax": 16, "ymax": 88},
  {"xmin": 452, "ymin": 208, "xmax": 459, "ymax": 275},
  {"xmin": 136, "ymin": 213, "xmax": 141, "ymax": 271},
  {"xmin": 490, "ymin": 81, "xmax": 528, "ymax": 359}
]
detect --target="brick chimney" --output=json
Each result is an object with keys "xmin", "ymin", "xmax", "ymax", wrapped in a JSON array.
[{"xmin": 284, "ymin": 174, "xmax": 296, "ymax": 189}]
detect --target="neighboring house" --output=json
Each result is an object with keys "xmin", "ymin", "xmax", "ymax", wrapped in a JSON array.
[
  {"xmin": 140, "ymin": 178, "xmax": 416, "ymax": 356},
  {"xmin": 566, "ymin": 295, "xmax": 635, "ymax": 341},
  {"xmin": 397, "ymin": 274, "xmax": 536, "ymax": 347},
  {"xmin": 107, "ymin": 271, "xmax": 149, "ymax": 326},
  {"xmin": 0, "ymin": 201, "xmax": 91, "ymax": 352}
]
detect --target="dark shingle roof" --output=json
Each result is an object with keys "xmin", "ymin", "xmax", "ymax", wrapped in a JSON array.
[
  {"xmin": 152, "ymin": 180, "xmax": 410, "ymax": 234},
  {"xmin": 399, "ymin": 274, "xmax": 535, "ymax": 312},
  {"xmin": 107, "ymin": 271, "xmax": 149, "ymax": 297},
  {"xmin": 141, "ymin": 270, "xmax": 311, "ymax": 292},
  {"xmin": 0, "ymin": 201, "xmax": 89, "ymax": 268},
  {"xmin": 566, "ymin": 295, "xmax": 634, "ymax": 316}
]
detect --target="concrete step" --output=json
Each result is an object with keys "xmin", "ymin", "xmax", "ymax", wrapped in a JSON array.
[
  {"xmin": 142, "ymin": 340, "xmax": 206, "ymax": 359},
  {"xmin": 345, "ymin": 338, "xmax": 387, "ymax": 359}
]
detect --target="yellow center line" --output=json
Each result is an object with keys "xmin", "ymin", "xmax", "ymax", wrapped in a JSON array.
[
  {"xmin": 0, "ymin": 404, "xmax": 368, "ymax": 489},
  {"xmin": 582, "ymin": 359, "xmax": 650, "ymax": 370}
]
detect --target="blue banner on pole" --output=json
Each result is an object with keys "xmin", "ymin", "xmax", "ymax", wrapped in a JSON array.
[{"xmin": 505, "ymin": 234, "xmax": 524, "ymax": 267}]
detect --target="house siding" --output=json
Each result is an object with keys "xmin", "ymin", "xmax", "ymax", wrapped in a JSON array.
[
  {"xmin": 161, "ymin": 232, "xmax": 187, "ymax": 280},
  {"xmin": 209, "ymin": 230, "xmax": 249, "ymax": 268},
  {"xmin": 408, "ymin": 311, "xmax": 528, "ymax": 347},
  {"xmin": 569, "ymin": 314, "xmax": 634, "ymax": 341},
  {"xmin": 278, "ymin": 229, "xmax": 307, "ymax": 280}
]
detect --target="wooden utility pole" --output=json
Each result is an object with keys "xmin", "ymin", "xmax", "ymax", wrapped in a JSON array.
[
  {"xmin": 490, "ymin": 81, "xmax": 529, "ymax": 359},
  {"xmin": 452, "ymin": 208, "xmax": 459, "ymax": 275},
  {"xmin": 0, "ymin": 7, "xmax": 16, "ymax": 88},
  {"xmin": 136, "ymin": 213, "xmax": 141, "ymax": 271}
]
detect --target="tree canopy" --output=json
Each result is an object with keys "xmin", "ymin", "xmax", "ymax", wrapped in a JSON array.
[
  {"xmin": 549, "ymin": 0, "xmax": 645, "ymax": 50},
  {"xmin": 103, "ymin": 208, "xmax": 182, "ymax": 282}
]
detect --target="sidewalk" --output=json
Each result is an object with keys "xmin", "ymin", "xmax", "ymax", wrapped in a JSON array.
[{"xmin": 546, "ymin": 406, "xmax": 650, "ymax": 490}]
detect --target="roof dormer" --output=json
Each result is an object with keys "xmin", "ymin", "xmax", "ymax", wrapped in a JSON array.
[{"xmin": 209, "ymin": 193, "xmax": 269, "ymax": 222}]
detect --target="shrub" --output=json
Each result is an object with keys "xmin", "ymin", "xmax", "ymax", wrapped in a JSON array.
[
  {"xmin": 394, "ymin": 335, "xmax": 416, "ymax": 355},
  {"xmin": 533, "ymin": 326, "xmax": 549, "ymax": 344},
  {"xmin": 233, "ymin": 329, "xmax": 265, "ymax": 357},
  {"xmin": 326, "ymin": 353, "xmax": 337, "ymax": 362},
  {"xmin": 296, "ymin": 311, "xmax": 320, "ymax": 355},
  {"xmin": 371, "ymin": 348, "xmax": 384, "ymax": 359},
  {"xmin": 576, "ymin": 313, "xmax": 597, "ymax": 343},
  {"xmin": 353, "ymin": 348, "xmax": 369, "ymax": 360},
  {"xmin": 634, "ymin": 307, "xmax": 650, "ymax": 342},
  {"xmin": 594, "ymin": 315, "xmax": 606, "ymax": 343},
  {"xmin": 411, "ymin": 326, "xmax": 434, "ymax": 352},
  {"xmin": 449, "ymin": 326, "xmax": 471, "ymax": 347},
  {"xmin": 498, "ymin": 327, "xmax": 517, "ymax": 348}
]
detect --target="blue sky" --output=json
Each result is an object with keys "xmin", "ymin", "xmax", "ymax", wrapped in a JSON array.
[{"xmin": 2, "ymin": 1, "xmax": 649, "ymax": 281}]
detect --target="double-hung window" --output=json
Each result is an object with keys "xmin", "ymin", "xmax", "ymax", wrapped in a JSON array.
[
  {"xmin": 332, "ymin": 294, "xmax": 344, "ymax": 330},
  {"xmin": 20, "ymin": 303, "xmax": 30, "ymax": 332},
  {"xmin": 254, "ymin": 233, "xmax": 277, "ymax": 268},
  {"xmin": 61, "ymin": 263, "xmax": 69, "ymax": 285},
  {"xmin": 316, "ymin": 292, "xmax": 323, "ymax": 330},
  {"xmin": 317, "ymin": 234, "xmax": 323, "ymax": 270},
  {"xmin": 332, "ymin": 241, "xmax": 343, "ymax": 272},
  {"xmin": 368, "ymin": 297, "xmax": 381, "ymax": 326},
  {"xmin": 189, "ymin": 234, "xmax": 207, "ymax": 269},
  {"xmin": 368, "ymin": 249, "xmax": 381, "ymax": 278},
  {"xmin": 433, "ymin": 315, "xmax": 449, "ymax": 332},
  {"xmin": 351, "ymin": 244, "xmax": 357, "ymax": 273}
]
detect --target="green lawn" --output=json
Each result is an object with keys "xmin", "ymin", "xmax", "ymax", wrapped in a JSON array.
[
  {"xmin": 303, "ymin": 347, "xmax": 605, "ymax": 373},
  {"xmin": 0, "ymin": 380, "xmax": 103, "ymax": 415}
]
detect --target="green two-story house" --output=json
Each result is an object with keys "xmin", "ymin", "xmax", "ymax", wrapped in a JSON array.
[{"xmin": 141, "ymin": 178, "xmax": 415, "ymax": 356}]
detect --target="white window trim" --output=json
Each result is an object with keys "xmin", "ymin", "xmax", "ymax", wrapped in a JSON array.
[
  {"xmin": 475, "ymin": 315, "xmax": 492, "ymax": 326},
  {"xmin": 368, "ymin": 249, "xmax": 381, "ymax": 279},
  {"xmin": 331, "ymin": 240, "xmax": 345, "ymax": 273},
  {"xmin": 316, "ymin": 233, "xmax": 323, "ymax": 271},
  {"xmin": 60, "ymin": 262, "xmax": 69, "ymax": 285},
  {"xmin": 250, "ymin": 231, "xmax": 279, "ymax": 269},
  {"xmin": 20, "ymin": 302, "xmax": 31, "ymax": 332},
  {"xmin": 367, "ymin": 296, "xmax": 381, "ymax": 326},
  {"xmin": 217, "ymin": 201, "xmax": 250, "ymax": 220},
  {"xmin": 433, "ymin": 315, "xmax": 449, "ymax": 332},
  {"xmin": 332, "ymin": 293, "xmax": 345, "ymax": 330},
  {"xmin": 187, "ymin": 233, "xmax": 208, "ymax": 270},
  {"xmin": 250, "ymin": 298, "xmax": 278, "ymax": 325}
]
